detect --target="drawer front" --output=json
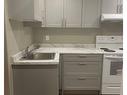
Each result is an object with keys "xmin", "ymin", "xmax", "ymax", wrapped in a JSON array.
[
  {"xmin": 64, "ymin": 62, "xmax": 100, "ymax": 75},
  {"xmin": 102, "ymin": 83, "xmax": 121, "ymax": 94},
  {"xmin": 64, "ymin": 75, "xmax": 100, "ymax": 90},
  {"xmin": 63, "ymin": 54, "xmax": 102, "ymax": 62}
]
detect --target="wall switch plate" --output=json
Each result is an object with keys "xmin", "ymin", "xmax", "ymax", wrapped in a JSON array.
[{"xmin": 45, "ymin": 35, "xmax": 50, "ymax": 41}]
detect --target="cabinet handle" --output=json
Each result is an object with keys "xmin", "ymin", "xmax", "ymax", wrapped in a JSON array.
[
  {"xmin": 65, "ymin": 19, "xmax": 66, "ymax": 27},
  {"xmin": 117, "ymin": 4, "xmax": 122, "ymax": 13},
  {"xmin": 78, "ymin": 63, "xmax": 87, "ymax": 65},
  {"xmin": 78, "ymin": 77, "xmax": 86, "ymax": 80},
  {"xmin": 41, "ymin": 10, "xmax": 45, "ymax": 25},
  {"xmin": 119, "ymin": 4, "xmax": 123, "ymax": 13},
  {"xmin": 62, "ymin": 19, "xmax": 66, "ymax": 27},
  {"xmin": 62, "ymin": 19, "xmax": 64, "ymax": 27},
  {"xmin": 42, "ymin": 17, "xmax": 45, "ymax": 25},
  {"xmin": 78, "ymin": 55, "xmax": 87, "ymax": 58},
  {"xmin": 117, "ymin": 5, "xmax": 119, "ymax": 13}
]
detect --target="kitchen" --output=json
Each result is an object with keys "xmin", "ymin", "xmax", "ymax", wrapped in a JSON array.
[{"xmin": 4, "ymin": 0, "xmax": 123, "ymax": 95}]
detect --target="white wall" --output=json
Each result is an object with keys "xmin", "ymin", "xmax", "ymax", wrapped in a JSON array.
[{"xmin": 5, "ymin": 0, "xmax": 33, "ymax": 95}]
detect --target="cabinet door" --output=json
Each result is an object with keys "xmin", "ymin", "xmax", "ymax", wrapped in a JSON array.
[
  {"xmin": 82, "ymin": 0, "xmax": 101, "ymax": 28},
  {"xmin": 39, "ymin": 0, "xmax": 46, "ymax": 27},
  {"xmin": 8, "ymin": 0, "xmax": 34, "ymax": 21},
  {"xmin": 117, "ymin": 0, "xmax": 123, "ymax": 13},
  {"xmin": 64, "ymin": 0, "xmax": 82, "ymax": 27},
  {"xmin": 34, "ymin": 0, "xmax": 44, "ymax": 21},
  {"xmin": 45, "ymin": 0, "xmax": 63, "ymax": 27},
  {"xmin": 13, "ymin": 65, "xmax": 58, "ymax": 95},
  {"xmin": 102, "ymin": 0, "xmax": 118, "ymax": 14},
  {"xmin": 8, "ymin": 0, "xmax": 44, "ymax": 21}
]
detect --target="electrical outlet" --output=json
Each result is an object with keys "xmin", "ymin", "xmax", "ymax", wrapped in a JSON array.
[{"xmin": 45, "ymin": 35, "xmax": 50, "ymax": 41}]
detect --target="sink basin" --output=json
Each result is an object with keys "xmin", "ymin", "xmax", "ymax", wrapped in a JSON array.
[{"xmin": 20, "ymin": 53, "xmax": 55, "ymax": 60}]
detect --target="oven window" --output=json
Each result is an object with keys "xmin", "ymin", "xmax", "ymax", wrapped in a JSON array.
[{"xmin": 110, "ymin": 61, "xmax": 123, "ymax": 75}]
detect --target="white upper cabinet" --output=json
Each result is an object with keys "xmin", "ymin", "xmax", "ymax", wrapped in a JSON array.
[
  {"xmin": 8, "ymin": 0, "xmax": 101, "ymax": 28},
  {"xmin": 45, "ymin": 0, "xmax": 63, "ymax": 27},
  {"xmin": 82, "ymin": 0, "xmax": 101, "ymax": 28},
  {"xmin": 8, "ymin": 0, "xmax": 44, "ymax": 22},
  {"xmin": 117, "ymin": 0, "xmax": 123, "ymax": 13},
  {"xmin": 102, "ymin": 0, "xmax": 123, "ymax": 14},
  {"xmin": 39, "ymin": 0, "xmax": 46, "ymax": 26},
  {"xmin": 64, "ymin": 0, "xmax": 82, "ymax": 27}
]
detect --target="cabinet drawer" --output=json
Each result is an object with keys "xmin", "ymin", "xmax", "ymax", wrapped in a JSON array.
[
  {"xmin": 64, "ymin": 62, "xmax": 100, "ymax": 74},
  {"xmin": 102, "ymin": 83, "xmax": 121, "ymax": 94},
  {"xmin": 64, "ymin": 75, "xmax": 100, "ymax": 90},
  {"xmin": 63, "ymin": 54, "xmax": 102, "ymax": 62}
]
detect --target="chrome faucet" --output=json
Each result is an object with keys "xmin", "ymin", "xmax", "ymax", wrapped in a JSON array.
[
  {"xmin": 34, "ymin": 44, "xmax": 40, "ymax": 49},
  {"xmin": 24, "ymin": 46, "xmax": 30, "ymax": 58},
  {"xmin": 23, "ymin": 45, "xmax": 40, "ymax": 59},
  {"xmin": 24, "ymin": 46, "xmax": 33, "ymax": 59}
]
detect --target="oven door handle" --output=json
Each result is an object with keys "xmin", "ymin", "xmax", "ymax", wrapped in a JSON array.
[
  {"xmin": 105, "ymin": 56, "xmax": 123, "ymax": 60},
  {"xmin": 107, "ymin": 86, "xmax": 120, "ymax": 89}
]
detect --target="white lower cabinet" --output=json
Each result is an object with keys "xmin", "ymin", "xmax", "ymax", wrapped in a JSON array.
[
  {"xmin": 62, "ymin": 54, "xmax": 103, "ymax": 93},
  {"xmin": 12, "ymin": 65, "xmax": 58, "ymax": 95},
  {"xmin": 64, "ymin": 75, "xmax": 100, "ymax": 90},
  {"xmin": 64, "ymin": 62, "xmax": 100, "ymax": 74},
  {"xmin": 63, "ymin": 54, "xmax": 102, "ymax": 62}
]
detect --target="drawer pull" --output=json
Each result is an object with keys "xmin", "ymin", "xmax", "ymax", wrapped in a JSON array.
[
  {"xmin": 78, "ymin": 55, "xmax": 87, "ymax": 58},
  {"xmin": 107, "ymin": 86, "xmax": 120, "ymax": 89},
  {"xmin": 78, "ymin": 63, "xmax": 87, "ymax": 65},
  {"xmin": 78, "ymin": 77, "xmax": 86, "ymax": 80}
]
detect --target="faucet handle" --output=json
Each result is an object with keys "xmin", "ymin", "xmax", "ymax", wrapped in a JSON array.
[
  {"xmin": 25, "ymin": 46, "xmax": 29, "ymax": 51},
  {"xmin": 34, "ymin": 44, "xmax": 40, "ymax": 49}
]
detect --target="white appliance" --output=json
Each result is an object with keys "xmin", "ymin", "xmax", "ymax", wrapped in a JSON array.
[
  {"xmin": 96, "ymin": 36, "xmax": 123, "ymax": 94},
  {"xmin": 101, "ymin": 0, "xmax": 123, "ymax": 22},
  {"xmin": 101, "ymin": 14, "xmax": 123, "ymax": 22}
]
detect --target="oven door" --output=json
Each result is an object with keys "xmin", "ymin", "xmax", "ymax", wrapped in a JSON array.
[{"xmin": 102, "ymin": 55, "xmax": 123, "ymax": 83}]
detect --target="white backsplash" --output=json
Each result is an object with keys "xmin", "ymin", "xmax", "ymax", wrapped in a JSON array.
[{"xmin": 39, "ymin": 44, "xmax": 95, "ymax": 48}]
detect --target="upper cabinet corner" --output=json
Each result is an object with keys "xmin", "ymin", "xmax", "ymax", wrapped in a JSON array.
[
  {"xmin": 8, "ymin": 0, "xmax": 45, "ymax": 22},
  {"xmin": 102, "ymin": 0, "xmax": 123, "ymax": 14}
]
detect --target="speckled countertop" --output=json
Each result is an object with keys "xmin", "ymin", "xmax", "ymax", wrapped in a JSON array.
[{"xmin": 12, "ymin": 44, "xmax": 123, "ymax": 65}]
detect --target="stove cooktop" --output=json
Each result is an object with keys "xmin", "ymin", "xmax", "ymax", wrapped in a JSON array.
[
  {"xmin": 100, "ymin": 48, "xmax": 116, "ymax": 52},
  {"xmin": 100, "ymin": 48, "xmax": 123, "ymax": 53},
  {"xmin": 119, "ymin": 48, "xmax": 123, "ymax": 50}
]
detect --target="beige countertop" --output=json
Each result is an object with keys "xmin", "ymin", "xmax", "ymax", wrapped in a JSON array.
[
  {"xmin": 34, "ymin": 47, "xmax": 123, "ymax": 54},
  {"xmin": 34, "ymin": 47, "xmax": 103, "ymax": 54},
  {"xmin": 12, "ymin": 44, "xmax": 123, "ymax": 65}
]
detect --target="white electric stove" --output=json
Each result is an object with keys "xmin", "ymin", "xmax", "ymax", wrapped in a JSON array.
[{"xmin": 96, "ymin": 36, "xmax": 123, "ymax": 95}]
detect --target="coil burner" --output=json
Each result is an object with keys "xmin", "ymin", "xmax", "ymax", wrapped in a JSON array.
[{"xmin": 100, "ymin": 48, "xmax": 116, "ymax": 52}]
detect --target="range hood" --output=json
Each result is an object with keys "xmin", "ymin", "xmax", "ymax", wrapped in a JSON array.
[{"xmin": 101, "ymin": 14, "xmax": 123, "ymax": 22}]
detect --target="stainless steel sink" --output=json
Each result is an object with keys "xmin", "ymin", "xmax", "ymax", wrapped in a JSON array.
[{"xmin": 20, "ymin": 53, "xmax": 55, "ymax": 60}]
